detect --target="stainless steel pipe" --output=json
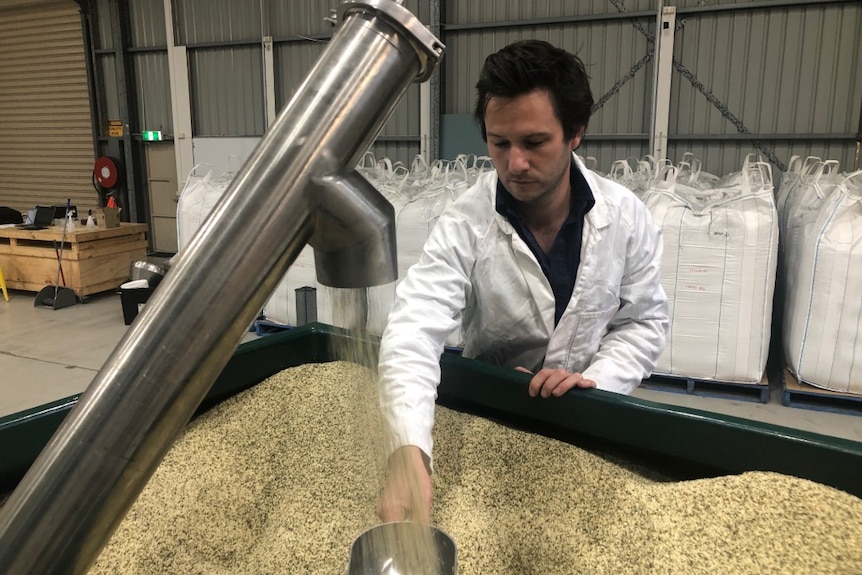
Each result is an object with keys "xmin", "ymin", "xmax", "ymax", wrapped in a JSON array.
[{"xmin": 0, "ymin": 2, "xmax": 443, "ymax": 573}]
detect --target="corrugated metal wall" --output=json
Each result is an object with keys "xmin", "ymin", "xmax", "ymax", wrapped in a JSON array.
[
  {"xmin": 268, "ymin": 0, "xmax": 425, "ymax": 162},
  {"xmin": 104, "ymin": 1, "xmax": 861, "ymax": 178},
  {"xmin": 175, "ymin": 0, "xmax": 265, "ymax": 136},
  {"xmin": 106, "ymin": 0, "xmax": 427, "ymax": 161},
  {"xmin": 668, "ymin": 1, "xmax": 862, "ymax": 175},
  {"xmin": 442, "ymin": 0, "xmax": 657, "ymax": 170},
  {"xmin": 129, "ymin": 0, "xmax": 172, "ymax": 135},
  {"xmin": 94, "ymin": 0, "xmax": 172, "ymax": 136},
  {"xmin": 441, "ymin": 0, "xmax": 861, "ymax": 175}
]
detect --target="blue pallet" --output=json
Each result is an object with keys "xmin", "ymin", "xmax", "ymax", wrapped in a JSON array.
[
  {"xmin": 641, "ymin": 373, "xmax": 770, "ymax": 404},
  {"xmin": 781, "ymin": 370, "xmax": 862, "ymax": 417}
]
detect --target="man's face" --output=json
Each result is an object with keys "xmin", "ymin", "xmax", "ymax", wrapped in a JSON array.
[{"xmin": 484, "ymin": 89, "xmax": 582, "ymax": 207}]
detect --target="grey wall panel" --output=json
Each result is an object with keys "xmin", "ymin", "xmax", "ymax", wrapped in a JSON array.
[
  {"xmin": 267, "ymin": 0, "xmax": 426, "ymax": 37},
  {"xmin": 274, "ymin": 41, "xmax": 328, "ymax": 113},
  {"xmin": 96, "ymin": 53, "xmax": 120, "ymax": 124},
  {"xmin": 268, "ymin": 2, "xmax": 334, "ymax": 37},
  {"xmin": 581, "ymin": 19, "xmax": 653, "ymax": 136},
  {"xmin": 445, "ymin": 0, "xmax": 656, "ymax": 25},
  {"xmin": 406, "ymin": 0, "xmax": 428, "ymax": 24},
  {"xmin": 274, "ymin": 37, "xmax": 418, "ymax": 150},
  {"xmin": 133, "ymin": 52, "xmax": 173, "ymax": 133},
  {"xmin": 94, "ymin": 0, "xmax": 112, "ymax": 49},
  {"xmin": 673, "ymin": 0, "xmax": 848, "ymax": 8},
  {"xmin": 130, "ymin": 0, "xmax": 167, "ymax": 47},
  {"xmin": 174, "ymin": 0, "xmax": 262, "ymax": 44},
  {"xmin": 189, "ymin": 46, "xmax": 265, "ymax": 136},
  {"xmin": 443, "ymin": 21, "xmax": 653, "ymax": 134},
  {"xmin": 379, "ymin": 84, "xmax": 420, "ymax": 138},
  {"xmin": 670, "ymin": 2, "xmax": 862, "ymax": 174}
]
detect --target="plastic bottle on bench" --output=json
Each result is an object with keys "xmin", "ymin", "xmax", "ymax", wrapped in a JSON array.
[{"xmin": 65, "ymin": 210, "xmax": 76, "ymax": 233}]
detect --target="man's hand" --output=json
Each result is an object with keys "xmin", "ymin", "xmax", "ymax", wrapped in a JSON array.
[
  {"xmin": 377, "ymin": 445, "xmax": 432, "ymax": 524},
  {"xmin": 515, "ymin": 366, "xmax": 596, "ymax": 397}
]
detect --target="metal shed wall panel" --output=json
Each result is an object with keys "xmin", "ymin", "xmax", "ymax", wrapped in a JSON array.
[
  {"xmin": 446, "ymin": 0, "xmax": 656, "ymax": 24},
  {"xmin": 174, "ymin": 0, "xmax": 262, "ymax": 44},
  {"xmin": 96, "ymin": 54, "xmax": 120, "ymax": 126},
  {"xmin": 441, "ymin": 1, "xmax": 861, "ymax": 174},
  {"xmin": 94, "ymin": 0, "xmax": 113, "ymax": 49},
  {"xmin": 670, "ymin": 2, "xmax": 861, "ymax": 175},
  {"xmin": 274, "ymin": 40, "xmax": 328, "ymax": 113},
  {"xmin": 190, "ymin": 46, "xmax": 265, "ymax": 136},
  {"xmin": 444, "ymin": 24, "xmax": 654, "ymax": 123},
  {"xmin": 133, "ymin": 52, "xmax": 173, "ymax": 134},
  {"xmin": 0, "ymin": 1, "xmax": 97, "ymax": 213},
  {"xmin": 130, "ymin": 0, "xmax": 168, "ymax": 48},
  {"xmin": 268, "ymin": 2, "xmax": 335, "ymax": 37},
  {"xmin": 271, "ymin": 0, "xmax": 425, "ymax": 165},
  {"xmin": 442, "ymin": 18, "xmax": 655, "ymax": 164}
]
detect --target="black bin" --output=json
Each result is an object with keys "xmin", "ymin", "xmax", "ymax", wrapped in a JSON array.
[{"xmin": 119, "ymin": 287, "xmax": 155, "ymax": 325}]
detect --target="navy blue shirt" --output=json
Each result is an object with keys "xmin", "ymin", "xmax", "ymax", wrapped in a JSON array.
[{"xmin": 495, "ymin": 162, "xmax": 595, "ymax": 326}]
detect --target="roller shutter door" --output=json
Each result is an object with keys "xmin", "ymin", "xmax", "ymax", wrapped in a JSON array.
[{"xmin": 0, "ymin": 0, "xmax": 96, "ymax": 215}]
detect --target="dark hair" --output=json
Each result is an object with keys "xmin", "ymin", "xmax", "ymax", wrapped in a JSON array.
[{"xmin": 473, "ymin": 40, "xmax": 594, "ymax": 142}]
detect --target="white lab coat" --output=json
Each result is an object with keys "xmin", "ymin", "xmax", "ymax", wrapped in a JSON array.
[{"xmin": 378, "ymin": 154, "xmax": 668, "ymax": 463}]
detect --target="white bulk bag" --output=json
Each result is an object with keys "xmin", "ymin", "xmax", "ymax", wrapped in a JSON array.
[
  {"xmin": 778, "ymin": 161, "xmax": 844, "ymax": 341},
  {"xmin": 261, "ymin": 240, "xmax": 360, "ymax": 330},
  {"xmin": 608, "ymin": 156, "xmax": 664, "ymax": 201},
  {"xmin": 783, "ymin": 171, "xmax": 862, "ymax": 394},
  {"xmin": 366, "ymin": 158, "xmax": 412, "ymax": 337},
  {"xmin": 263, "ymin": 245, "xmax": 317, "ymax": 326},
  {"xmin": 676, "ymin": 152, "xmax": 720, "ymax": 191},
  {"xmin": 780, "ymin": 160, "xmax": 842, "ymax": 270},
  {"xmin": 176, "ymin": 161, "xmax": 243, "ymax": 251},
  {"xmin": 176, "ymin": 165, "xmax": 216, "ymax": 251},
  {"xmin": 645, "ymin": 162, "xmax": 778, "ymax": 383}
]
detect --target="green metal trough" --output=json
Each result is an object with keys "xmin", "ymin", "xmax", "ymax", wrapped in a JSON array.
[{"xmin": 2, "ymin": 323, "xmax": 860, "ymax": 498}]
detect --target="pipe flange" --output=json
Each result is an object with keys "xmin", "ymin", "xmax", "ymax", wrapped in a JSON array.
[{"xmin": 341, "ymin": 0, "xmax": 445, "ymax": 82}]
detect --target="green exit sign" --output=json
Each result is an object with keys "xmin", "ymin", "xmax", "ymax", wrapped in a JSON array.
[{"xmin": 142, "ymin": 130, "xmax": 163, "ymax": 141}]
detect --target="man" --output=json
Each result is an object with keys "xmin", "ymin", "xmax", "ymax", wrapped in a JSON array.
[{"xmin": 377, "ymin": 40, "xmax": 669, "ymax": 523}]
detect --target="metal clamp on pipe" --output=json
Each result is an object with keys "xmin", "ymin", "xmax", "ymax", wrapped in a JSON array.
[
  {"xmin": 0, "ymin": 2, "xmax": 444, "ymax": 574},
  {"xmin": 341, "ymin": 0, "xmax": 444, "ymax": 82}
]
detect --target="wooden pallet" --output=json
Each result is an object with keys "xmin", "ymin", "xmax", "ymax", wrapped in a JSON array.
[
  {"xmin": 781, "ymin": 369, "xmax": 862, "ymax": 416},
  {"xmin": 641, "ymin": 372, "xmax": 770, "ymax": 403}
]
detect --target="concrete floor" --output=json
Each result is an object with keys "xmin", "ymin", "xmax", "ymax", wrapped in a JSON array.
[{"xmin": 1, "ymin": 287, "xmax": 860, "ymax": 444}]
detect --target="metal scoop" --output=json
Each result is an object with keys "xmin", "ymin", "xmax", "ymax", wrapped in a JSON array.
[{"xmin": 348, "ymin": 522, "xmax": 457, "ymax": 575}]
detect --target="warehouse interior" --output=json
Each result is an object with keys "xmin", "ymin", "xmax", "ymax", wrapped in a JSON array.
[{"xmin": 1, "ymin": 0, "xmax": 862, "ymax": 573}]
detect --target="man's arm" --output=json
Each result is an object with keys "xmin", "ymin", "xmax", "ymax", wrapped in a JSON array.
[
  {"xmin": 582, "ymin": 206, "xmax": 669, "ymax": 394},
  {"xmin": 377, "ymin": 446, "xmax": 433, "ymax": 523}
]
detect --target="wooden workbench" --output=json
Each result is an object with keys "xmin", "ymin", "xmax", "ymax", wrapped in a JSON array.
[{"xmin": 0, "ymin": 223, "xmax": 148, "ymax": 299}]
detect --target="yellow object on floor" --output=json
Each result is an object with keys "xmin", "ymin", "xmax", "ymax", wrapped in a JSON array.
[{"xmin": 0, "ymin": 264, "xmax": 8, "ymax": 301}]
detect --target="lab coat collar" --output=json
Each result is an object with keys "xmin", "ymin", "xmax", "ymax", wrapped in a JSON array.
[{"xmin": 572, "ymin": 153, "xmax": 613, "ymax": 231}]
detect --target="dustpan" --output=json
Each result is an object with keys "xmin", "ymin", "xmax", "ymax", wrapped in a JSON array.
[
  {"xmin": 35, "ymin": 199, "xmax": 78, "ymax": 310},
  {"xmin": 34, "ymin": 284, "xmax": 77, "ymax": 310}
]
